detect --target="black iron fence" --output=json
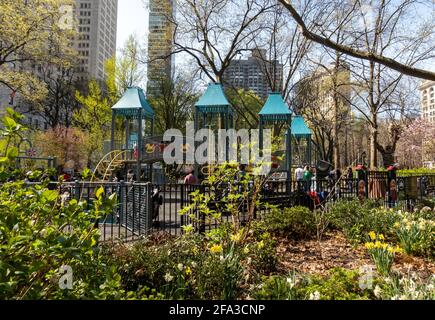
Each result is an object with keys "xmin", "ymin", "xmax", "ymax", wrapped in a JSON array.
[{"xmin": 7, "ymin": 173, "xmax": 435, "ymax": 243}]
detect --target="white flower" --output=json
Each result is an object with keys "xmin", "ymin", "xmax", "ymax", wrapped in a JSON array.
[
  {"xmin": 191, "ymin": 261, "xmax": 197, "ymax": 268},
  {"xmin": 177, "ymin": 263, "xmax": 184, "ymax": 271},
  {"xmin": 247, "ymin": 257, "xmax": 252, "ymax": 265},
  {"xmin": 286, "ymin": 277, "xmax": 295, "ymax": 289},
  {"xmin": 309, "ymin": 291, "xmax": 320, "ymax": 300},
  {"xmin": 164, "ymin": 273, "xmax": 174, "ymax": 282},
  {"xmin": 374, "ymin": 285, "xmax": 382, "ymax": 298},
  {"xmin": 167, "ymin": 250, "xmax": 171, "ymax": 256}
]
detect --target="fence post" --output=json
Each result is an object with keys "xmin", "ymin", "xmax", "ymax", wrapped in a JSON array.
[
  {"xmin": 180, "ymin": 185, "xmax": 185, "ymax": 228},
  {"xmin": 74, "ymin": 180, "xmax": 80, "ymax": 201},
  {"xmin": 146, "ymin": 183, "xmax": 153, "ymax": 235},
  {"xmin": 119, "ymin": 180, "xmax": 125, "ymax": 226}
]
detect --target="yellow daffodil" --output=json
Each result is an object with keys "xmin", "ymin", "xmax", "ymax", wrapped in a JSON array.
[
  {"xmin": 210, "ymin": 244, "xmax": 223, "ymax": 254},
  {"xmin": 185, "ymin": 266, "xmax": 192, "ymax": 276},
  {"xmin": 369, "ymin": 231, "xmax": 376, "ymax": 241}
]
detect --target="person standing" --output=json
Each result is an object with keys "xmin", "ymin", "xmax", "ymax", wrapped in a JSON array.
[
  {"xmin": 295, "ymin": 165, "xmax": 304, "ymax": 190},
  {"xmin": 303, "ymin": 166, "xmax": 313, "ymax": 192},
  {"xmin": 184, "ymin": 170, "xmax": 198, "ymax": 185}
]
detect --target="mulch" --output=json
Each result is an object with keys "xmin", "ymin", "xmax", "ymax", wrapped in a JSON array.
[{"xmin": 276, "ymin": 231, "xmax": 435, "ymax": 280}]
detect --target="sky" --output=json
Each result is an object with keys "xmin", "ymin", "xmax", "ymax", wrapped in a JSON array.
[{"xmin": 116, "ymin": 0, "xmax": 149, "ymax": 52}]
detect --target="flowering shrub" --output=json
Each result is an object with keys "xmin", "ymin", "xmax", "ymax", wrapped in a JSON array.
[
  {"xmin": 252, "ymin": 274, "xmax": 299, "ymax": 300},
  {"xmin": 375, "ymin": 274, "xmax": 435, "ymax": 300},
  {"xmin": 365, "ymin": 232, "xmax": 402, "ymax": 276},
  {"xmin": 393, "ymin": 213, "xmax": 434, "ymax": 257},
  {"xmin": 327, "ymin": 201, "xmax": 399, "ymax": 244},
  {"xmin": 252, "ymin": 268, "xmax": 372, "ymax": 300},
  {"xmin": 104, "ymin": 222, "xmax": 276, "ymax": 300}
]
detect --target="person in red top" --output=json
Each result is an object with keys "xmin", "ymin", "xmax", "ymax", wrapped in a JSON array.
[{"xmin": 184, "ymin": 170, "xmax": 198, "ymax": 185}]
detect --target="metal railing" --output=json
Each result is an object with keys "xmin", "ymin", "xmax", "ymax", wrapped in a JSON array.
[{"xmin": 4, "ymin": 173, "xmax": 434, "ymax": 243}]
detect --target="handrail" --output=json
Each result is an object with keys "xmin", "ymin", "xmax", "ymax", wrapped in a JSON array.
[{"xmin": 90, "ymin": 150, "xmax": 131, "ymax": 182}]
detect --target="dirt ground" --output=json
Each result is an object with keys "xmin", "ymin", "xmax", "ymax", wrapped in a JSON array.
[{"xmin": 276, "ymin": 231, "xmax": 435, "ymax": 279}]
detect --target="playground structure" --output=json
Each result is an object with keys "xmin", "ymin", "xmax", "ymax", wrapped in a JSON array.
[
  {"xmin": 35, "ymin": 83, "xmax": 433, "ymax": 242},
  {"xmin": 94, "ymin": 83, "xmax": 314, "ymax": 185}
]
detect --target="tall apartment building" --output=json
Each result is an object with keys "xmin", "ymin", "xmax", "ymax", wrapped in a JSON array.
[
  {"xmin": 74, "ymin": 0, "xmax": 118, "ymax": 81},
  {"xmin": 222, "ymin": 49, "xmax": 284, "ymax": 100},
  {"xmin": 1, "ymin": 0, "xmax": 118, "ymax": 129},
  {"xmin": 147, "ymin": 0, "xmax": 174, "ymax": 96},
  {"xmin": 420, "ymin": 80, "xmax": 435, "ymax": 123}
]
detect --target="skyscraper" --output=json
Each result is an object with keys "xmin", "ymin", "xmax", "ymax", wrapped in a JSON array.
[
  {"xmin": 74, "ymin": 0, "xmax": 118, "ymax": 81},
  {"xmin": 147, "ymin": 0, "xmax": 174, "ymax": 96},
  {"xmin": 222, "ymin": 48, "xmax": 284, "ymax": 100}
]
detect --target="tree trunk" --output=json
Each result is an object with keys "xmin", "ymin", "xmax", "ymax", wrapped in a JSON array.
[{"xmin": 370, "ymin": 113, "xmax": 378, "ymax": 169}]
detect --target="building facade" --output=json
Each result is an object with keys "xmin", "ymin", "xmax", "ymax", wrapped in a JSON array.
[
  {"xmin": 147, "ymin": 0, "xmax": 174, "ymax": 96},
  {"xmin": 1, "ymin": 0, "xmax": 118, "ymax": 129},
  {"xmin": 222, "ymin": 49, "xmax": 284, "ymax": 100},
  {"xmin": 420, "ymin": 80, "xmax": 435, "ymax": 123},
  {"xmin": 74, "ymin": 0, "xmax": 118, "ymax": 81}
]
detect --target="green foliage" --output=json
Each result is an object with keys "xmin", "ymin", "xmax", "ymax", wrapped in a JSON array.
[
  {"xmin": 326, "ymin": 200, "xmax": 399, "ymax": 244},
  {"xmin": 0, "ymin": 0, "xmax": 76, "ymax": 103},
  {"xmin": 0, "ymin": 181, "xmax": 120, "ymax": 299},
  {"xmin": 0, "ymin": 108, "xmax": 27, "ymax": 167},
  {"xmin": 245, "ymin": 221, "xmax": 278, "ymax": 275},
  {"xmin": 397, "ymin": 168, "xmax": 435, "ymax": 176},
  {"xmin": 103, "ymin": 221, "xmax": 278, "ymax": 300},
  {"xmin": 299, "ymin": 268, "xmax": 372, "ymax": 300},
  {"xmin": 393, "ymin": 211, "xmax": 434, "ymax": 257},
  {"xmin": 375, "ymin": 273, "xmax": 435, "ymax": 300},
  {"xmin": 365, "ymin": 232, "xmax": 402, "ymax": 276},
  {"xmin": 263, "ymin": 206, "xmax": 316, "ymax": 239},
  {"xmin": 252, "ymin": 268, "xmax": 372, "ymax": 300},
  {"xmin": 253, "ymin": 274, "xmax": 298, "ymax": 300}
]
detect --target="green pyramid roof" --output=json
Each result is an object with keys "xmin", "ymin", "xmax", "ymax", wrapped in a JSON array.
[
  {"xmin": 292, "ymin": 115, "xmax": 312, "ymax": 137},
  {"xmin": 112, "ymin": 87, "xmax": 155, "ymax": 119},
  {"xmin": 259, "ymin": 93, "xmax": 292, "ymax": 121},
  {"xmin": 195, "ymin": 83, "xmax": 233, "ymax": 114}
]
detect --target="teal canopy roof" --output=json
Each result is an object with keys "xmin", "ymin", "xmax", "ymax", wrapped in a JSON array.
[
  {"xmin": 195, "ymin": 83, "xmax": 233, "ymax": 114},
  {"xmin": 292, "ymin": 116, "xmax": 312, "ymax": 137},
  {"xmin": 259, "ymin": 93, "xmax": 292, "ymax": 121},
  {"xmin": 112, "ymin": 87, "xmax": 155, "ymax": 119}
]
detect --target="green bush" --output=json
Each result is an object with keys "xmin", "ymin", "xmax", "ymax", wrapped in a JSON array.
[
  {"xmin": 252, "ymin": 268, "xmax": 373, "ymax": 300},
  {"xmin": 252, "ymin": 274, "xmax": 298, "ymax": 300},
  {"xmin": 0, "ymin": 181, "xmax": 160, "ymax": 300},
  {"xmin": 393, "ymin": 212, "xmax": 434, "ymax": 257},
  {"xmin": 246, "ymin": 221, "xmax": 278, "ymax": 275},
  {"xmin": 263, "ymin": 206, "xmax": 316, "ymax": 239},
  {"xmin": 326, "ymin": 200, "xmax": 399, "ymax": 244},
  {"xmin": 299, "ymin": 268, "xmax": 372, "ymax": 300},
  {"xmin": 375, "ymin": 272, "xmax": 435, "ymax": 300},
  {"xmin": 104, "ymin": 226, "xmax": 249, "ymax": 300}
]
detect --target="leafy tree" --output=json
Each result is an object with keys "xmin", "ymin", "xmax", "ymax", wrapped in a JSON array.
[
  {"xmin": 74, "ymin": 80, "xmax": 113, "ymax": 167},
  {"xmin": 226, "ymin": 89, "xmax": 263, "ymax": 130},
  {"xmin": 35, "ymin": 126, "xmax": 89, "ymax": 171},
  {"xmin": 0, "ymin": 108, "xmax": 27, "ymax": 168},
  {"xmin": 0, "ymin": 0, "xmax": 76, "ymax": 102},
  {"xmin": 149, "ymin": 75, "xmax": 198, "ymax": 134},
  {"xmin": 396, "ymin": 118, "xmax": 435, "ymax": 168},
  {"xmin": 74, "ymin": 36, "xmax": 145, "ymax": 166}
]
